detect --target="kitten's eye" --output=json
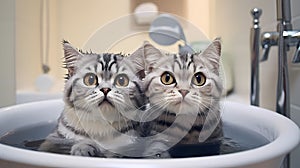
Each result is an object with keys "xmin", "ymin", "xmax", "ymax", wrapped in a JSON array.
[
  {"xmin": 192, "ymin": 72, "xmax": 206, "ymax": 86},
  {"xmin": 83, "ymin": 73, "xmax": 98, "ymax": 86},
  {"xmin": 115, "ymin": 74, "xmax": 129, "ymax": 87},
  {"xmin": 161, "ymin": 72, "xmax": 176, "ymax": 85}
]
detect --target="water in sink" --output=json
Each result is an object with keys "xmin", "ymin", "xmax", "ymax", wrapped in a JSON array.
[{"xmin": 0, "ymin": 121, "xmax": 269, "ymax": 158}]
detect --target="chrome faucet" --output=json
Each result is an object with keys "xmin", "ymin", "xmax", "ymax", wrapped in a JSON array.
[
  {"xmin": 251, "ymin": 4, "xmax": 300, "ymax": 114},
  {"xmin": 259, "ymin": 0, "xmax": 300, "ymax": 118},
  {"xmin": 250, "ymin": 0, "xmax": 300, "ymax": 167},
  {"xmin": 250, "ymin": 8, "xmax": 262, "ymax": 106},
  {"xmin": 261, "ymin": 31, "xmax": 300, "ymax": 62}
]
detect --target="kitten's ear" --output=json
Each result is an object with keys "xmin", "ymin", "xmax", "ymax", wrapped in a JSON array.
[
  {"xmin": 62, "ymin": 40, "xmax": 83, "ymax": 76},
  {"xmin": 144, "ymin": 42, "xmax": 164, "ymax": 72},
  {"xmin": 130, "ymin": 41, "xmax": 163, "ymax": 78},
  {"xmin": 199, "ymin": 37, "xmax": 221, "ymax": 69},
  {"xmin": 128, "ymin": 42, "xmax": 147, "ymax": 79}
]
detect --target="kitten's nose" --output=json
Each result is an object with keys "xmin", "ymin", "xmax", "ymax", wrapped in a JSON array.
[
  {"xmin": 179, "ymin": 89, "xmax": 189, "ymax": 98},
  {"xmin": 100, "ymin": 88, "xmax": 111, "ymax": 95}
]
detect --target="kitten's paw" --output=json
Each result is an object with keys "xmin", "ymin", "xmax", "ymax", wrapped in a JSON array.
[{"xmin": 71, "ymin": 140, "xmax": 104, "ymax": 157}]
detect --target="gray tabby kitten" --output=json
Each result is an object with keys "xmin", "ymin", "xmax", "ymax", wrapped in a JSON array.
[
  {"xmin": 39, "ymin": 41, "xmax": 146, "ymax": 157},
  {"xmin": 132, "ymin": 38, "xmax": 223, "ymax": 158}
]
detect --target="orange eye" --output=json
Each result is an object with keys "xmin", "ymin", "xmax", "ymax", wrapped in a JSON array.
[
  {"xmin": 192, "ymin": 72, "xmax": 206, "ymax": 86},
  {"xmin": 114, "ymin": 74, "xmax": 129, "ymax": 87},
  {"xmin": 161, "ymin": 72, "xmax": 176, "ymax": 85},
  {"xmin": 83, "ymin": 73, "xmax": 98, "ymax": 86}
]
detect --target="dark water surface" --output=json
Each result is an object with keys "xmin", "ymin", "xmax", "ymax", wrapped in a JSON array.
[{"xmin": 0, "ymin": 121, "xmax": 269, "ymax": 158}]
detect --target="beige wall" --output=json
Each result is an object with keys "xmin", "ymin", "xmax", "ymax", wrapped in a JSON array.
[
  {"xmin": 187, "ymin": 0, "xmax": 210, "ymax": 37},
  {"xmin": 210, "ymin": 0, "xmax": 278, "ymax": 110},
  {"xmin": 15, "ymin": 0, "xmax": 60, "ymax": 92},
  {"xmin": 16, "ymin": 0, "xmax": 45, "ymax": 91},
  {"xmin": 15, "ymin": 0, "xmax": 211, "ymax": 92},
  {"xmin": 15, "ymin": 0, "xmax": 131, "ymax": 92}
]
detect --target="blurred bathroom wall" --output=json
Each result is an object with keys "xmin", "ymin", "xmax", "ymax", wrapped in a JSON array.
[
  {"xmin": 211, "ymin": 0, "xmax": 300, "ymax": 167},
  {"xmin": 289, "ymin": 0, "xmax": 300, "ymax": 124},
  {"xmin": 15, "ymin": 0, "xmax": 57, "ymax": 92},
  {"xmin": 210, "ymin": 0, "xmax": 300, "ymax": 113},
  {"xmin": 14, "ymin": 0, "xmax": 210, "ymax": 94},
  {"xmin": 15, "ymin": 0, "xmax": 132, "ymax": 93},
  {"xmin": 289, "ymin": 2, "xmax": 300, "ymax": 166},
  {"xmin": 0, "ymin": 0, "xmax": 16, "ymax": 107},
  {"xmin": 210, "ymin": 0, "xmax": 277, "ymax": 109}
]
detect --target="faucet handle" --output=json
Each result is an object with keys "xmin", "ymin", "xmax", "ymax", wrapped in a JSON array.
[
  {"xmin": 292, "ymin": 42, "xmax": 300, "ymax": 63},
  {"xmin": 260, "ymin": 32, "xmax": 279, "ymax": 62},
  {"xmin": 261, "ymin": 44, "xmax": 271, "ymax": 62}
]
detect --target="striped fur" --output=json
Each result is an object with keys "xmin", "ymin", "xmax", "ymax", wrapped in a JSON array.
[
  {"xmin": 133, "ymin": 39, "xmax": 223, "ymax": 157},
  {"xmin": 39, "ymin": 41, "xmax": 146, "ymax": 157}
]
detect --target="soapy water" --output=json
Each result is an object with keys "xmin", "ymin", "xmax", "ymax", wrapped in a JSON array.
[{"xmin": 0, "ymin": 121, "xmax": 269, "ymax": 158}]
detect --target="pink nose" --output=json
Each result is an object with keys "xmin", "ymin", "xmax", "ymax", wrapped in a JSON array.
[
  {"xmin": 179, "ymin": 89, "xmax": 189, "ymax": 98},
  {"xmin": 100, "ymin": 88, "xmax": 111, "ymax": 95}
]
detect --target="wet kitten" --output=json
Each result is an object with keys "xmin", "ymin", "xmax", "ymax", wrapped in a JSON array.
[
  {"xmin": 39, "ymin": 41, "xmax": 146, "ymax": 157},
  {"xmin": 131, "ymin": 38, "xmax": 223, "ymax": 158}
]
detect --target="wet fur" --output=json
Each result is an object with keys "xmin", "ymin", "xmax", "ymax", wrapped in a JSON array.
[
  {"xmin": 130, "ymin": 39, "xmax": 224, "ymax": 158},
  {"xmin": 39, "ymin": 41, "xmax": 146, "ymax": 157}
]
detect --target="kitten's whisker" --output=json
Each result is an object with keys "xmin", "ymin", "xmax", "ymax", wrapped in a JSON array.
[
  {"xmin": 114, "ymin": 103, "xmax": 132, "ymax": 133},
  {"xmin": 141, "ymin": 101, "xmax": 169, "ymax": 122},
  {"xmin": 73, "ymin": 106, "xmax": 88, "ymax": 132},
  {"xmin": 197, "ymin": 102, "xmax": 220, "ymax": 124}
]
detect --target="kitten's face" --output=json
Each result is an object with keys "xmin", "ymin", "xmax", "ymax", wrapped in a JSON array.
[
  {"xmin": 63, "ymin": 42, "xmax": 143, "ymax": 122},
  {"xmin": 139, "ymin": 39, "xmax": 222, "ymax": 115}
]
